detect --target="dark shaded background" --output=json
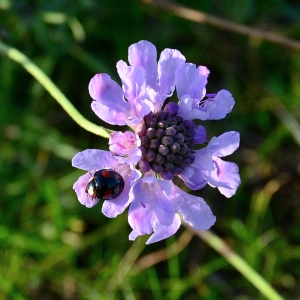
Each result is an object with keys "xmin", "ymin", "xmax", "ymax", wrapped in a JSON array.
[{"xmin": 1, "ymin": 0, "xmax": 300, "ymax": 299}]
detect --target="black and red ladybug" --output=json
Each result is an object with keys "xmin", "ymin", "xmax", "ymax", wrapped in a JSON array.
[{"xmin": 85, "ymin": 169, "xmax": 125, "ymax": 200}]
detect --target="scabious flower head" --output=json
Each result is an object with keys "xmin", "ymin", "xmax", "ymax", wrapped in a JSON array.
[{"xmin": 72, "ymin": 40, "xmax": 241, "ymax": 244}]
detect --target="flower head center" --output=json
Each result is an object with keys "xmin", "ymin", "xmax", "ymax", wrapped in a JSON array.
[{"xmin": 135, "ymin": 103, "xmax": 196, "ymax": 180}]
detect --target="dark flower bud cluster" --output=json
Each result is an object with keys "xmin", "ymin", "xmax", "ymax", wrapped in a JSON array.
[{"xmin": 135, "ymin": 103, "xmax": 196, "ymax": 180}]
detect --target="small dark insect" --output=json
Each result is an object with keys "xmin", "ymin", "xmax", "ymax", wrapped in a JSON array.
[{"xmin": 85, "ymin": 169, "xmax": 125, "ymax": 200}]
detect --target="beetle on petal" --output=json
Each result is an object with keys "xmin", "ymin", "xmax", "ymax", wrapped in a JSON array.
[{"xmin": 86, "ymin": 169, "xmax": 125, "ymax": 200}]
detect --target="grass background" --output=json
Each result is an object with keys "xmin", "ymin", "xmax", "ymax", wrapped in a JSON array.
[{"xmin": 1, "ymin": 0, "xmax": 300, "ymax": 299}]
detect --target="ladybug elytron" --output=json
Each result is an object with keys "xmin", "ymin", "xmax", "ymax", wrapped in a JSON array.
[{"xmin": 85, "ymin": 169, "xmax": 125, "ymax": 200}]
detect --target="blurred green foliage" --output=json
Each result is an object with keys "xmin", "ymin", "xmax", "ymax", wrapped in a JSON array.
[{"xmin": 1, "ymin": 0, "xmax": 300, "ymax": 299}]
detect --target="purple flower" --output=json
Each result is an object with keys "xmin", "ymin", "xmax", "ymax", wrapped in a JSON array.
[{"xmin": 72, "ymin": 40, "xmax": 241, "ymax": 244}]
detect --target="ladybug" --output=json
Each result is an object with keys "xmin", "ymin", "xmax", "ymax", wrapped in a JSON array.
[{"xmin": 85, "ymin": 169, "xmax": 125, "ymax": 200}]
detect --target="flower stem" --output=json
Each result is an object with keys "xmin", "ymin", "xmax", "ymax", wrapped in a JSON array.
[
  {"xmin": 185, "ymin": 225, "xmax": 284, "ymax": 300},
  {"xmin": 0, "ymin": 40, "xmax": 110, "ymax": 138}
]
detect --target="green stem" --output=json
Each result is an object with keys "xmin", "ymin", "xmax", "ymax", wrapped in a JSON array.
[
  {"xmin": 186, "ymin": 225, "xmax": 284, "ymax": 300},
  {"xmin": 0, "ymin": 40, "xmax": 110, "ymax": 138}
]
